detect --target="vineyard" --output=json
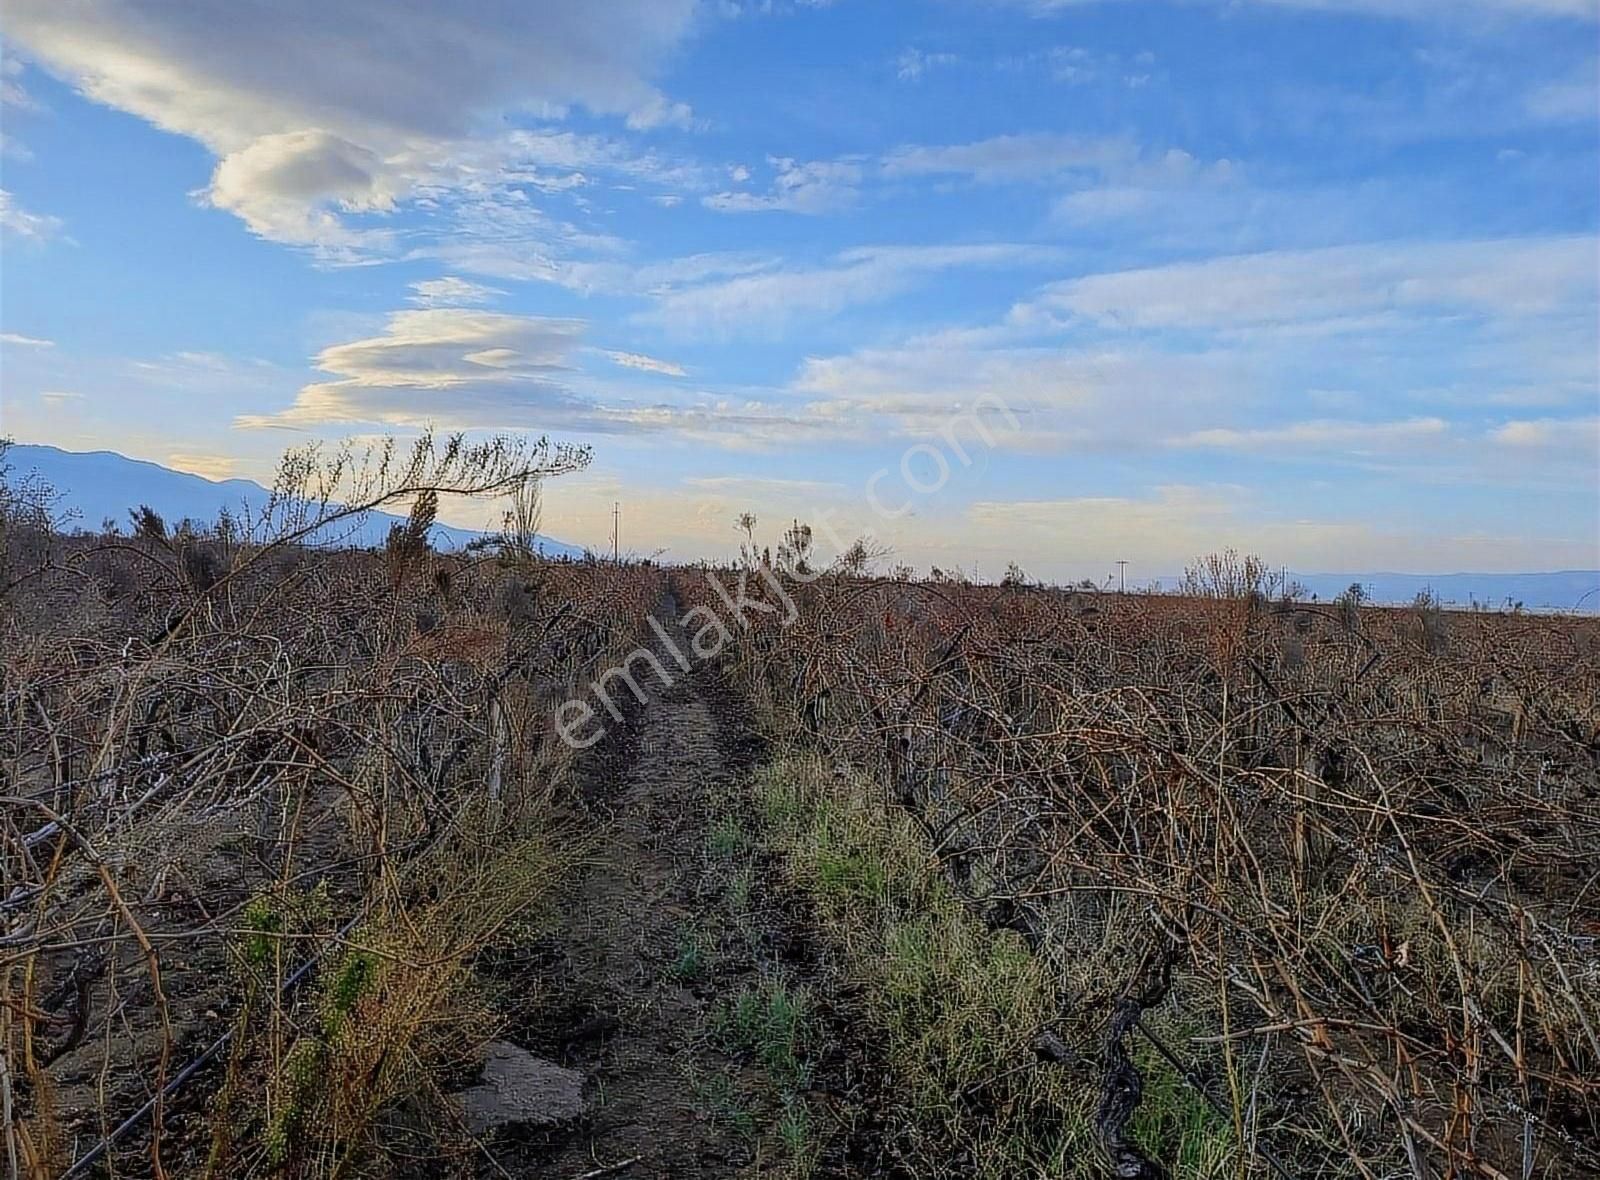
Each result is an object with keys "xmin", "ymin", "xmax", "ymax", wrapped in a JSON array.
[
  {"xmin": 1, "ymin": 437, "xmax": 666, "ymax": 1177},
  {"xmin": 676, "ymin": 560, "xmax": 1600, "ymax": 1179},
  {"xmin": 3, "ymin": 442, "xmax": 1598, "ymax": 1179}
]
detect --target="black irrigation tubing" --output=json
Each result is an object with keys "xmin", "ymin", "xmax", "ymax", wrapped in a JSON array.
[{"xmin": 59, "ymin": 904, "xmax": 369, "ymax": 1180}]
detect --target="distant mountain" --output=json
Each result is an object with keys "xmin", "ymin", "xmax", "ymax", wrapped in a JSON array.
[
  {"xmin": 1287, "ymin": 570, "xmax": 1600, "ymax": 613},
  {"xmin": 1141, "ymin": 569, "xmax": 1600, "ymax": 612},
  {"xmin": 4, "ymin": 443, "xmax": 584, "ymax": 558}
]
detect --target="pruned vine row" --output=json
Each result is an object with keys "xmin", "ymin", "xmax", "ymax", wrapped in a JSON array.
[{"xmin": 678, "ymin": 566, "xmax": 1600, "ymax": 1179}]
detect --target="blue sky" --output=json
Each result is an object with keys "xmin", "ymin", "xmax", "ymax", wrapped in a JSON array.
[{"xmin": 1, "ymin": 0, "xmax": 1596, "ymax": 579}]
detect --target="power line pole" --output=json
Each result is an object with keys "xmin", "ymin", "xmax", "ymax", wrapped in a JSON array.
[
  {"xmin": 612, "ymin": 502, "xmax": 620, "ymax": 562},
  {"xmin": 1117, "ymin": 560, "xmax": 1128, "ymax": 594}
]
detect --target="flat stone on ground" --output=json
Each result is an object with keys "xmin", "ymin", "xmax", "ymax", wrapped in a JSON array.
[{"xmin": 458, "ymin": 1040, "xmax": 587, "ymax": 1134}]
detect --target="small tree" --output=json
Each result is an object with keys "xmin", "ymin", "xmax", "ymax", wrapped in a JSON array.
[
  {"xmin": 1335, "ymin": 582, "xmax": 1366, "ymax": 632},
  {"xmin": 0, "ymin": 438, "xmax": 69, "ymax": 534},
  {"xmin": 735, "ymin": 512, "xmax": 759, "ymax": 568},
  {"xmin": 1413, "ymin": 588, "xmax": 1449, "ymax": 654},
  {"xmin": 1180, "ymin": 549, "xmax": 1282, "ymax": 600},
  {"xmin": 497, "ymin": 478, "xmax": 543, "ymax": 562},
  {"xmin": 385, "ymin": 489, "xmax": 437, "ymax": 584},
  {"xmin": 777, "ymin": 519, "xmax": 814, "ymax": 575}
]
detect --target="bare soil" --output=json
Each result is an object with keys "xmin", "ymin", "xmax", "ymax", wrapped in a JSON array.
[
  {"xmin": 476, "ymin": 600, "xmax": 899, "ymax": 1180},
  {"xmin": 478, "ymin": 604, "xmax": 789, "ymax": 1178}
]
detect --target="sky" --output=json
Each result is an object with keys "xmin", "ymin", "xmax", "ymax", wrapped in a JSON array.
[{"xmin": 0, "ymin": 0, "xmax": 1596, "ymax": 581}]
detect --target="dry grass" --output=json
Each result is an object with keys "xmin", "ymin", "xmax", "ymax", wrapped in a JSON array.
[
  {"xmin": 209, "ymin": 823, "xmax": 580, "ymax": 1178},
  {"xmin": 1, "ymin": 435, "xmax": 660, "ymax": 1177}
]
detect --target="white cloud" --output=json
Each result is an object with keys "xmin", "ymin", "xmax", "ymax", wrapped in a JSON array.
[
  {"xmin": 205, "ymin": 129, "xmax": 403, "ymax": 251},
  {"xmin": 1033, "ymin": 236, "xmax": 1598, "ymax": 332},
  {"xmin": 997, "ymin": 0, "xmax": 1596, "ymax": 19},
  {"xmin": 1052, "ymin": 149, "xmax": 1238, "ymax": 225},
  {"xmin": 1168, "ymin": 417, "xmax": 1451, "ymax": 453},
  {"xmin": 1524, "ymin": 69, "xmax": 1599, "ymax": 122},
  {"xmin": 780, "ymin": 235, "xmax": 1597, "ymax": 469},
  {"xmin": 0, "ymin": 332, "xmax": 54, "ymax": 347},
  {"xmin": 237, "ymin": 306, "xmax": 835, "ymax": 444},
  {"xmin": 1258, "ymin": 0, "xmax": 1597, "ymax": 18},
  {"xmin": 704, "ymin": 156, "xmax": 863, "ymax": 214},
  {"xmin": 790, "ymin": 332, "xmax": 1256, "ymax": 452},
  {"xmin": 962, "ymin": 484, "xmax": 1596, "ymax": 575},
  {"xmin": 993, "ymin": 43, "xmax": 1125, "ymax": 85},
  {"xmin": 407, "ymin": 276, "xmax": 506, "ymax": 307},
  {"xmin": 684, "ymin": 475, "xmax": 846, "ymax": 497},
  {"xmin": 882, "ymin": 132, "xmax": 1136, "ymax": 183},
  {"xmin": 0, "ymin": 188, "xmax": 62, "ymax": 240},
  {"xmin": 167, "ymin": 452, "xmax": 238, "ymax": 480},
  {"xmin": 638, "ymin": 243, "xmax": 1059, "ymax": 336},
  {"xmin": 1, "ymin": 56, "xmax": 37, "ymax": 110},
  {"xmin": 605, "ymin": 350, "xmax": 688, "ymax": 377},
  {"xmin": 238, "ymin": 308, "xmax": 590, "ymax": 429},
  {"xmin": 897, "ymin": 48, "xmax": 959, "ymax": 81},
  {"xmin": 7, "ymin": 1, "xmax": 695, "ymax": 149},
  {"xmin": 1489, "ymin": 415, "xmax": 1600, "ymax": 454},
  {"xmin": 625, "ymin": 94, "xmax": 698, "ymax": 130},
  {"xmin": 423, "ymin": 239, "xmax": 777, "ymax": 297},
  {"xmin": 5, "ymin": 1, "xmax": 698, "ymax": 252}
]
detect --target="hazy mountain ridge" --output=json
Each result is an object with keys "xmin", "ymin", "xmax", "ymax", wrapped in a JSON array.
[
  {"xmin": 1283, "ymin": 570, "xmax": 1600, "ymax": 613},
  {"xmin": 8, "ymin": 445, "xmax": 1594, "ymax": 607},
  {"xmin": 5, "ymin": 443, "xmax": 584, "ymax": 558},
  {"xmin": 1133, "ymin": 570, "xmax": 1599, "ymax": 612}
]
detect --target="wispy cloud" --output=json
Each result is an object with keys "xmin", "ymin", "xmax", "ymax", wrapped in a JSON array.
[
  {"xmin": 703, "ymin": 156, "xmax": 864, "ymax": 214},
  {"xmin": 167, "ymin": 452, "xmax": 239, "ymax": 480},
  {"xmin": 882, "ymin": 132, "xmax": 1136, "ymax": 182},
  {"xmin": 1, "ymin": 56, "xmax": 37, "ymax": 111},
  {"xmin": 0, "ymin": 189, "xmax": 62, "ymax": 240},
  {"xmin": 963, "ymin": 482, "xmax": 1596, "ymax": 574},
  {"xmin": 640, "ymin": 243, "xmax": 1061, "ymax": 335},
  {"xmin": 1488, "ymin": 414, "xmax": 1600, "ymax": 458},
  {"xmin": 1524, "ymin": 64, "xmax": 1600, "ymax": 122},
  {"xmin": 684, "ymin": 475, "xmax": 846, "ymax": 497},
  {"xmin": 896, "ymin": 47, "xmax": 959, "ymax": 81},
  {"xmin": 1168, "ymin": 417, "xmax": 1451, "ymax": 453},
  {"xmin": 996, "ymin": 0, "xmax": 1597, "ymax": 20},
  {"xmin": 605, "ymin": 350, "xmax": 688, "ymax": 376},
  {"xmin": 407, "ymin": 276, "xmax": 506, "ymax": 307},
  {"xmin": 1031, "ymin": 236, "xmax": 1597, "ymax": 332}
]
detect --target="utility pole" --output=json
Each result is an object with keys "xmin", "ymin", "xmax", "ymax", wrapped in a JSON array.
[
  {"xmin": 1117, "ymin": 560, "xmax": 1128, "ymax": 594},
  {"xmin": 612, "ymin": 502, "xmax": 620, "ymax": 562}
]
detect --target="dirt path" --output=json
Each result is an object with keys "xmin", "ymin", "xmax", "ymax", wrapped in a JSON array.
[{"xmin": 486, "ymin": 601, "xmax": 769, "ymax": 1178}]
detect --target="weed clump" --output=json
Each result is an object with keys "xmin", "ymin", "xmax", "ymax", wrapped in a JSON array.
[{"xmin": 751, "ymin": 756, "xmax": 1233, "ymax": 1179}]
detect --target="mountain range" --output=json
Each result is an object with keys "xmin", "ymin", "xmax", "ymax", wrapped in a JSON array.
[
  {"xmin": 1272, "ymin": 570, "xmax": 1599, "ymax": 613},
  {"xmin": 4, "ymin": 443, "xmax": 585, "ymax": 558},
  {"xmin": 5, "ymin": 444, "xmax": 1595, "ymax": 609}
]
